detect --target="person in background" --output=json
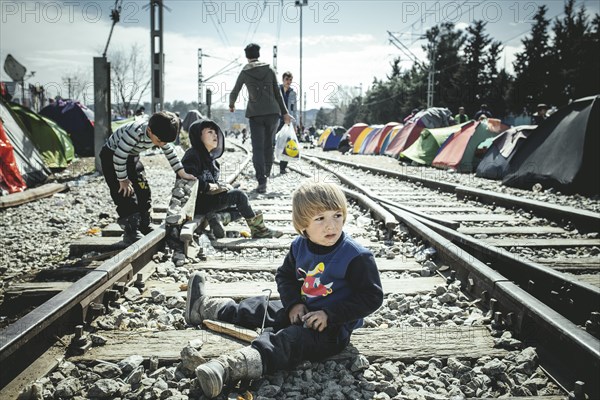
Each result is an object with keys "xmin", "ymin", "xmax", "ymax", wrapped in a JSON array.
[
  {"xmin": 531, "ymin": 103, "xmax": 548, "ymax": 125},
  {"xmin": 277, "ymin": 71, "xmax": 297, "ymax": 175},
  {"xmin": 100, "ymin": 111, "xmax": 196, "ymax": 244},
  {"xmin": 454, "ymin": 106, "xmax": 468, "ymax": 123},
  {"xmin": 184, "ymin": 181, "xmax": 383, "ymax": 398},
  {"xmin": 229, "ymin": 43, "xmax": 291, "ymax": 194},
  {"xmin": 473, "ymin": 104, "xmax": 492, "ymax": 120},
  {"xmin": 403, "ymin": 108, "xmax": 419, "ymax": 123}
]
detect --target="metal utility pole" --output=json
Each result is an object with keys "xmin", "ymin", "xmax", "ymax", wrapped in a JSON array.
[
  {"xmin": 150, "ymin": 0, "xmax": 164, "ymax": 112},
  {"xmin": 388, "ymin": 31, "xmax": 435, "ymax": 108},
  {"xmin": 198, "ymin": 48, "xmax": 203, "ymax": 111},
  {"xmin": 295, "ymin": 0, "xmax": 307, "ymax": 129},
  {"xmin": 273, "ymin": 45, "xmax": 278, "ymax": 74}
]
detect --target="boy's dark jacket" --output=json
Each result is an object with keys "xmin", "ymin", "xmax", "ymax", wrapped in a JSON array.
[{"xmin": 181, "ymin": 120, "xmax": 226, "ymax": 214}]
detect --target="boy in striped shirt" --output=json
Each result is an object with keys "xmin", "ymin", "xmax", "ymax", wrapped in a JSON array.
[{"xmin": 100, "ymin": 111, "xmax": 196, "ymax": 244}]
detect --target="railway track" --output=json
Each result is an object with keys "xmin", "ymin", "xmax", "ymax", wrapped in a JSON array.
[{"xmin": 0, "ymin": 141, "xmax": 598, "ymax": 399}]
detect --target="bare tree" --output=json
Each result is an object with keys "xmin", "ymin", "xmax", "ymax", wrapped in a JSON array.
[
  {"xmin": 61, "ymin": 67, "xmax": 92, "ymax": 103},
  {"xmin": 109, "ymin": 43, "xmax": 150, "ymax": 117}
]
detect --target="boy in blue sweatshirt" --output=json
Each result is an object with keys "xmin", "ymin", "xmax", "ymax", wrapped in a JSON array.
[{"xmin": 184, "ymin": 181, "xmax": 384, "ymax": 398}]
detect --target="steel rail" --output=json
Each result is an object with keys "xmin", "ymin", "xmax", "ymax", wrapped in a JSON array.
[{"xmin": 307, "ymin": 153, "xmax": 600, "ymax": 232}]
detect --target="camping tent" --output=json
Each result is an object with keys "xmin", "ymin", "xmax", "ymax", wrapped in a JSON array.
[
  {"xmin": 475, "ymin": 125, "xmax": 536, "ymax": 180},
  {"xmin": 182, "ymin": 110, "xmax": 204, "ymax": 132},
  {"xmin": 367, "ymin": 122, "xmax": 400, "ymax": 155},
  {"xmin": 345, "ymin": 123, "xmax": 368, "ymax": 146},
  {"xmin": 384, "ymin": 121, "xmax": 425, "ymax": 157},
  {"xmin": 322, "ymin": 126, "xmax": 346, "ymax": 150},
  {"xmin": 0, "ymin": 118, "xmax": 27, "ymax": 193},
  {"xmin": 9, "ymin": 102, "xmax": 74, "ymax": 169},
  {"xmin": 432, "ymin": 119, "xmax": 508, "ymax": 172},
  {"xmin": 0, "ymin": 98, "xmax": 49, "ymax": 187},
  {"xmin": 502, "ymin": 96, "xmax": 600, "ymax": 194},
  {"xmin": 379, "ymin": 125, "xmax": 402, "ymax": 154},
  {"xmin": 358, "ymin": 126, "xmax": 383, "ymax": 154},
  {"xmin": 40, "ymin": 100, "xmax": 95, "ymax": 156},
  {"xmin": 353, "ymin": 126, "xmax": 375, "ymax": 153},
  {"xmin": 400, "ymin": 123, "xmax": 465, "ymax": 165}
]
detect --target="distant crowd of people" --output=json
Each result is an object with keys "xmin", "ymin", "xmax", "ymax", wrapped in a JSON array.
[{"xmin": 404, "ymin": 102, "xmax": 555, "ymax": 127}]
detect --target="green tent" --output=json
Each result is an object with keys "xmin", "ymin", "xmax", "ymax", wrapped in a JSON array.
[
  {"xmin": 111, "ymin": 116, "xmax": 136, "ymax": 131},
  {"xmin": 400, "ymin": 123, "xmax": 466, "ymax": 165},
  {"xmin": 9, "ymin": 102, "xmax": 75, "ymax": 169}
]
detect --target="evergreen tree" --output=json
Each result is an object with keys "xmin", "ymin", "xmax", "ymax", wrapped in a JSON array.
[
  {"xmin": 315, "ymin": 107, "xmax": 331, "ymax": 128},
  {"xmin": 511, "ymin": 5, "xmax": 550, "ymax": 111},
  {"xmin": 423, "ymin": 22, "xmax": 465, "ymax": 111},
  {"xmin": 548, "ymin": 0, "xmax": 597, "ymax": 105},
  {"xmin": 343, "ymin": 96, "xmax": 364, "ymax": 127},
  {"xmin": 455, "ymin": 21, "xmax": 502, "ymax": 115}
]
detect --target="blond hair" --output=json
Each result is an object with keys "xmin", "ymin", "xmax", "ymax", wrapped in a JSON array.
[{"xmin": 292, "ymin": 181, "xmax": 347, "ymax": 235}]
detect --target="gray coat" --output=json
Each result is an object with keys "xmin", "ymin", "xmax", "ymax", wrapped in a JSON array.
[{"xmin": 229, "ymin": 61, "xmax": 288, "ymax": 118}]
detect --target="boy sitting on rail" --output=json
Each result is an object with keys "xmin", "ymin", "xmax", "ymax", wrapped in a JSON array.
[
  {"xmin": 100, "ymin": 111, "xmax": 196, "ymax": 244},
  {"xmin": 184, "ymin": 181, "xmax": 384, "ymax": 398},
  {"xmin": 181, "ymin": 119, "xmax": 281, "ymax": 238}
]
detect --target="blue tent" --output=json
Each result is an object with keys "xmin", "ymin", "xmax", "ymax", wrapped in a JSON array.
[
  {"xmin": 40, "ymin": 100, "xmax": 95, "ymax": 156},
  {"xmin": 322, "ymin": 126, "xmax": 346, "ymax": 151}
]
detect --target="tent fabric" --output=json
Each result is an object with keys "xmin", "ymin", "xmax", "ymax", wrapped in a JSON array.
[
  {"xmin": 379, "ymin": 125, "xmax": 402, "ymax": 154},
  {"xmin": 182, "ymin": 110, "xmax": 204, "ymax": 132},
  {"xmin": 384, "ymin": 121, "xmax": 425, "ymax": 157},
  {"xmin": 40, "ymin": 100, "xmax": 95, "ymax": 156},
  {"xmin": 0, "ymin": 98, "xmax": 48, "ymax": 187},
  {"xmin": 359, "ymin": 126, "xmax": 383, "ymax": 154},
  {"xmin": 353, "ymin": 127, "xmax": 374, "ymax": 153},
  {"xmin": 323, "ymin": 126, "xmax": 346, "ymax": 151},
  {"xmin": 475, "ymin": 125, "xmax": 536, "ymax": 180},
  {"xmin": 412, "ymin": 107, "xmax": 454, "ymax": 128},
  {"xmin": 9, "ymin": 102, "xmax": 74, "ymax": 169},
  {"xmin": 318, "ymin": 127, "xmax": 332, "ymax": 146},
  {"xmin": 502, "ymin": 96, "xmax": 600, "ymax": 194},
  {"xmin": 345, "ymin": 123, "xmax": 368, "ymax": 146},
  {"xmin": 400, "ymin": 123, "xmax": 465, "ymax": 165},
  {"xmin": 0, "ymin": 118, "xmax": 27, "ymax": 193},
  {"xmin": 372, "ymin": 122, "xmax": 400, "ymax": 154},
  {"xmin": 432, "ymin": 119, "xmax": 508, "ymax": 172}
]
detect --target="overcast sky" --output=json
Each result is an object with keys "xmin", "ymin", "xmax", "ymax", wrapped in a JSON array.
[{"xmin": 1, "ymin": 0, "xmax": 598, "ymax": 110}]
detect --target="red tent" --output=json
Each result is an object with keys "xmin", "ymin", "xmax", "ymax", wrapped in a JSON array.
[
  {"xmin": 373, "ymin": 122, "xmax": 400, "ymax": 154},
  {"xmin": 0, "ymin": 118, "xmax": 26, "ymax": 193},
  {"xmin": 384, "ymin": 120, "xmax": 424, "ymax": 157},
  {"xmin": 346, "ymin": 123, "xmax": 368, "ymax": 145}
]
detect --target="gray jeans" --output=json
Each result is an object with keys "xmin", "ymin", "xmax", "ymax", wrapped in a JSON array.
[{"xmin": 249, "ymin": 114, "xmax": 280, "ymax": 184}]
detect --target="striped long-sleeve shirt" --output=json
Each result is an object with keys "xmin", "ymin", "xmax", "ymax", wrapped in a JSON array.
[{"xmin": 105, "ymin": 121, "xmax": 183, "ymax": 181}]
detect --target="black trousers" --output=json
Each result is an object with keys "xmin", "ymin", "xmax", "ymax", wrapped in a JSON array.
[
  {"xmin": 194, "ymin": 189, "xmax": 254, "ymax": 219},
  {"xmin": 100, "ymin": 146, "xmax": 151, "ymax": 219},
  {"xmin": 249, "ymin": 114, "xmax": 280, "ymax": 184},
  {"xmin": 217, "ymin": 296, "xmax": 350, "ymax": 374}
]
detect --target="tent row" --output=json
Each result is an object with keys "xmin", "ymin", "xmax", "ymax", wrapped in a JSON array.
[{"xmin": 319, "ymin": 97, "xmax": 598, "ymax": 194}]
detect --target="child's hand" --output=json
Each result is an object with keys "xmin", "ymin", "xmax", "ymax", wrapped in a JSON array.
[
  {"xmin": 178, "ymin": 170, "xmax": 197, "ymax": 181},
  {"xmin": 288, "ymin": 304, "xmax": 308, "ymax": 325},
  {"xmin": 302, "ymin": 310, "xmax": 328, "ymax": 332},
  {"xmin": 118, "ymin": 179, "xmax": 134, "ymax": 197}
]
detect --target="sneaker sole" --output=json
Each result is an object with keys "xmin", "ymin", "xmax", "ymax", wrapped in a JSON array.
[{"xmin": 185, "ymin": 272, "xmax": 203, "ymax": 325}]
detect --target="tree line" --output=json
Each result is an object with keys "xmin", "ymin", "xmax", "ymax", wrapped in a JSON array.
[{"xmin": 338, "ymin": 0, "xmax": 599, "ymax": 127}]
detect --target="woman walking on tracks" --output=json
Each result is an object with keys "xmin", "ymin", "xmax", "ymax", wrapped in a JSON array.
[
  {"xmin": 184, "ymin": 181, "xmax": 384, "ymax": 398},
  {"xmin": 229, "ymin": 43, "xmax": 291, "ymax": 194}
]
